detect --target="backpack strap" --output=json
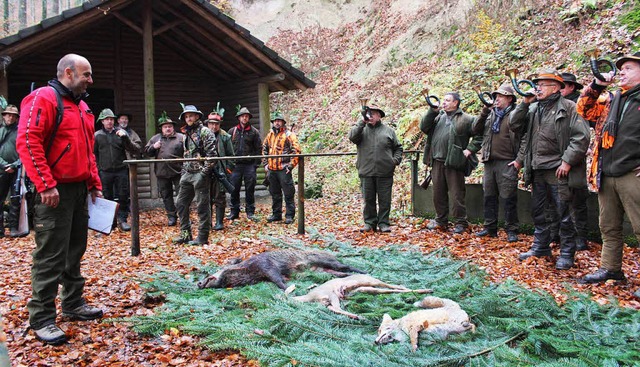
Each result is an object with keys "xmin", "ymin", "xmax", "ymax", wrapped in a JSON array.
[{"xmin": 45, "ymin": 86, "xmax": 64, "ymax": 157}]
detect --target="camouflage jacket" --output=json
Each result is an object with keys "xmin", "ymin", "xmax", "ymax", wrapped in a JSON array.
[{"xmin": 182, "ymin": 121, "xmax": 216, "ymax": 175}]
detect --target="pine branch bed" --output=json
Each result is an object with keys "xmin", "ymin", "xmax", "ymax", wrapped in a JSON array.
[{"xmin": 116, "ymin": 229, "xmax": 640, "ymax": 366}]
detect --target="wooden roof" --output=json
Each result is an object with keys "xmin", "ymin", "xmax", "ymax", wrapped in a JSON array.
[{"xmin": 0, "ymin": 0, "xmax": 315, "ymax": 92}]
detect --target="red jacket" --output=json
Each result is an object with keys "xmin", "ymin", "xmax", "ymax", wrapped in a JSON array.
[{"xmin": 17, "ymin": 83, "xmax": 101, "ymax": 193}]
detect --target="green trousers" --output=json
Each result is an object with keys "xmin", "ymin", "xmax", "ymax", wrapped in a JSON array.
[
  {"xmin": 360, "ymin": 176, "xmax": 393, "ymax": 228},
  {"xmin": 598, "ymin": 171, "xmax": 640, "ymax": 271},
  {"xmin": 28, "ymin": 182, "xmax": 89, "ymax": 329}
]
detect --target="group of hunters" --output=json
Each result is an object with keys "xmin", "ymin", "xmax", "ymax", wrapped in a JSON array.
[{"xmin": 0, "ymin": 51, "xmax": 638, "ymax": 344}]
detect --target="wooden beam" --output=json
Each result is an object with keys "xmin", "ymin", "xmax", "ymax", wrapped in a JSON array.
[
  {"xmin": 112, "ymin": 11, "xmax": 142, "ymax": 35},
  {"xmin": 258, "ymin": 82, "xmax": 270, "ymax": 139},
  {"xmin": 157, "ymin": 25, "xmax": 244, "ymax": 77},
  {"xmin": 164, "ymin": 5, "xmax": 264, "ymax": 75},
  {"xmin": 180, "ymin": 0, "xmax": 309, "ymax": 91},
  {"xmin": 142, "ymin": 0, "xmax": 155, "ymax": 141},
  {"xmin": 153, "ymin": 19, "xmax": 182, "ymax": 36},
  {"xmin": 155, "ymin": 36, "xmax": 230, "ymax": 81},
  {"xmin": 1, "ymin": 0, "xmax": 134, "ymax": 60}
]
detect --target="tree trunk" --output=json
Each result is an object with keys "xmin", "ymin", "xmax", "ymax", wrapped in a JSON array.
[{"xmin": 3, "ymin": 0, "xmax": 9, "ymax": 35}]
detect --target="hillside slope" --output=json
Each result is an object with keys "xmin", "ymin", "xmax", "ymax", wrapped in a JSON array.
[{"xmin": 229, "ymin": 0, "xmax": 639, "ymax": 196}]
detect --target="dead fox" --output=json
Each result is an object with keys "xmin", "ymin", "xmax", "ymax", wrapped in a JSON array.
[
  {"xmin": 197, "ymin": 249, "xmax": 365, "ymax": 290},
  {"xmin": 293, "ymin": 274, "xmax": 432, "ymax": 320},
  {"xmin": 375, "ymin": 296, "xmax": 475, "ymax": 351}
]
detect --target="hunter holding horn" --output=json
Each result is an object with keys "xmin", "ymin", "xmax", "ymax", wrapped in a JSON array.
[
  {"xmin": 577, "ymin": 51, "xmax": 640, "ymax": 300},
  {"xmin": 510, "ymin": 69, "xmax": 590, "ymax": 270},
  {"xmin": 471, "ymin": 83, "xmax": 523, "ymax": 242},
  {"xmin": 349, "ymin": 100, "xmax": 403, "ymax": 233}
]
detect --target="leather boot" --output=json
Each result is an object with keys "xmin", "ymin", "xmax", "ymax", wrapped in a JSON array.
[
  {"xmin": 188, "ymin": 235, "xmax": 209, "ymax": 246},
  {"xmin": 213, "ymin": 207, "xmax": 224, "ymax": 231},
  {"xmin": 117, "ymin": 217, "xmax": 131, "ymax": 232},
  {"xmin": 172, "ymin": 230, "xmax": 192, "ymax": 244},
  {"xmin": 167, "ymin": 213, "xmax": 177, "ymax": 226},
  {"xmin": 518, "ymin": 243, "xmax": 552, "ymax": 261},
  {"xmin": 227, "ymin": 209, "xmax": 239, "ymax": 220}
]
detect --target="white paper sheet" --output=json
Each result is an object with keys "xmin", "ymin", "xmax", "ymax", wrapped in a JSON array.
[{"xmin": 88, "ymin": 196, "xmax": 118, "ymax": 234}]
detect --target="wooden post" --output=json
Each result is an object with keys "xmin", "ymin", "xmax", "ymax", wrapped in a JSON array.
[
  {"xmin": 142, "ymin": 0, "xmax": 155, "ymax": 141},
  {"xmin": 0, "ymin": 71, "xmax": 7, "ymax": 98},
  {"xmin": 258, "ymin": 82, "xmax": 270, "ymax": 139},
  {"xmin": 297, "ymin": 157, "xmax": 305, "ymax": 234},
  {"xmin": 410, "ymin": 154, "xmax": 419, "ymax": 217},
  {"xmin": 129, "ymin": 164, "xmax": 140, "ymax": 256}
]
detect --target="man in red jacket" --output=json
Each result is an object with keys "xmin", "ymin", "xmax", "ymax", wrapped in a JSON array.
[{"xmin": 16, "ymin": 54, "xmax": 104, "ymax": 345}]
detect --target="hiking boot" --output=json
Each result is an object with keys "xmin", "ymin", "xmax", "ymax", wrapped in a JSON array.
[
  {"xmin": 118, "ymin": 219, "xmax": 131, "ymax": 232},
  {"xmin": 426, "ymin": 220, "xmax": 446, "ymax": 231},
  {"xmin": 267, "ymin": 215, "xmax": 282, "ymax": 223},
  {"xmin": 360, "ymin": 224, "xmax": 374, "ymax": 232},
  {"xmin": 167, "ymin": 216, "xmax": 177, "ymax": 226},
  {"xmin": 578, "ymin": 268, "xmax": 626, "ymax": 284},
  {"xmin": 518, "ymin": 247, "xmax": 552, "ymax": 261},
  {"xmin": 475, "ymin": 229, "xmax": 497, "ymax": 238},
  {"xmin": 33, "ymin": 324, "xmax": 67, "ymax": 345},
  {"xmin": 575, "ymin": 237, "xmax": 588, "ymax": 251},
  {"xmin": 555, "ymin": 256, "xmax": 574, "ymax": 270},
  {"xmin": 453, "ymin": 225, "xmax": 467, "ymax": 234},
  {"xmin": 187, "ymin": 238, "xmax": 209, "ymax": 246},
  {"xmin": 378, "ymin": 224, "xmax": 391, "ymax": 233},
  {"xmin": 227, "ymin": 211, "xmax": 239, "ymax": 220},
  {"xmin": 507, "ymin": 232, "xmax": 519, "ymax": 243},
  {"xmin": 62, "ymin": 304, "xmax": 104, "ymax": 321},
  {"xmin": 246, "ymin": 213, "xmax": 257, "ymax": 221},
  {"xmin": 172, "ymin": 230, "xmax": 192, "ymax": 244},
  {"xmin": 284, "ymin": 217, "xmax": 294, "ymax": 225}
]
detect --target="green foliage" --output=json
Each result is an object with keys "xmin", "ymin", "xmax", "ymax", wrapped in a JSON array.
[
  {"xmin": 619, "ymin": 2, "xmax": 640, "ymax": 32},
  {"xmin": 117, "ymin": 230, "xmax": 640, "ymax": 366},
  {"xmin": 0, "ymin": 95, "xmax": 6, "ymax": 110}
]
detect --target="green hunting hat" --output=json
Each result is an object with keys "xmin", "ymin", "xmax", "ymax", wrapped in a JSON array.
[
  {"xmin": 270, "ymin": 112, "xmax": 287, "ymax": 123},
  {"xmin": 235, "ymin": 107, "xmax": 253, "ymax": 119},
  {"xmin": 492, "ymin": 83, "xmax": 516, "ymax": 99},
  {"xmin": 1, "ymin": 104, "xmax": 19, "ymax": 116},
  {"xmin": 157, "ymin": 111, "xmax": 175, "ymax": 127},
  {"xmin": 368, "ymin": 104, "xmax": 385, "ymax": 118},
  {"xmin": 615, "ymin": 51, "xmax": 640, "ymax": 70},
  {"xmin": 532, "ymin": 69, "xmax": 565, "ymax": 88},
  {"xmin": 98, "ymin": 108, "xmax": 116, "ymax": 122},
  {"xmin": 560, "ymin": 72, "xmax": 583, "ymax": 90}
]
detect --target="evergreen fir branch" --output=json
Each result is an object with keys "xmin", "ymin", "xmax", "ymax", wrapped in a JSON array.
[{"xmin": 117, "ymin": 231, "xmax": 640, "ymax": 366}]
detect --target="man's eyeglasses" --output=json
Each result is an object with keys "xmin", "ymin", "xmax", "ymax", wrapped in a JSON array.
[{"xmin": 535, "ymin": 83, "xmax": 557, "ymax": 88}]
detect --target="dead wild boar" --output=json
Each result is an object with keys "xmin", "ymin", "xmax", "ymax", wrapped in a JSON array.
[{"xmin": 197, "ymin": 249, "xmax": 365, "ymax": 290}]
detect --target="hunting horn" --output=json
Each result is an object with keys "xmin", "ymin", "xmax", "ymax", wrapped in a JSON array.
[
  {"xmin": 585, "ymin": 48, "xmax": 617, "ymax": 82},
  {"xmin": 473, "ymin": 85, "xmax": 494, "ymax": 107},
  {"xmin": 420, "ymin": 87, "xmax": 440, "ymax": 108},
  {"xmin": 505, "ymin": 68, "xmax": 536, "ymax": 97}
]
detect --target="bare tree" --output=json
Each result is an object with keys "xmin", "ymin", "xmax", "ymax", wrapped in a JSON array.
[{"xmin": 19, "ymin": 0, "xmax": 26, "ymax": 29}]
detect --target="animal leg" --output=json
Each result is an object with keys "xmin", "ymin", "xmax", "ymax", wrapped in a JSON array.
[
  {"xmin": 321, "ymin": 268, "xmax": 352, "ymax": 277},
  {"xmin": 326, "ymin": 293, "xmax": 362, "ymax": 319},
  {"xmin": 264, "ymin": 267, "xmax": 288, "ymax": 290},
  {"xmin": 408, "ymin": 324, "xmax": 425, "ymax": 352},
  {"xmin": 349, "ymin": 286, "xmax": 433, "ymax": 295},
  {"xmin": 316, "ymin": 259, "xmax": 366, "ymax": 274}
]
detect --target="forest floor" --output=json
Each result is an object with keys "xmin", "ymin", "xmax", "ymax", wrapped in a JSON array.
[{"xmin": 1, "ymin": 193, "xmax": 638, "ymax": 366}]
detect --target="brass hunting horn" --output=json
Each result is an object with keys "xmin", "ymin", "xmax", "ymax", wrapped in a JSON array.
[
  {"xmin": 420, "ymin": 87, "xmax": 440, "ymax": 108},
  {"xmin": 585, "ymin": 48, "xmax": 617, "ymax": 82},
  {"xmin": 505, "ymin": 69, "xmax": 535, "ymax": 97},
  {"xmin": 473, "ymin": 85, "xmax": 494, "ymax": 107}
]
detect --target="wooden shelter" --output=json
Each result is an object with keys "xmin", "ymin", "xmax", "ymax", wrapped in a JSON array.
[{"xmin": 0, "ymin": 0, "xmax": 314, "ymax": 200}]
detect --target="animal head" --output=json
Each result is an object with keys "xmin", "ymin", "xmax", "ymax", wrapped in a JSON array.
[
  {"xmin": 375, "ymin": 314, "xmax": 407, "ymax": 345},
  {"xmin": 197, "ymin": 258, "xmax": 244, "ymax": 289}
]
